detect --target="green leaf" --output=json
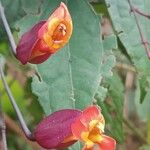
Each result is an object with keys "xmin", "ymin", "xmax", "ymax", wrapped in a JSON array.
[
  {"xmin": 17, "ymin": 0, "xmax": 103, "ymax": 114},
  {"xmin": 1, "ymin": 0, "xmax": 25, "ymax": 25},
  {"xmin": 95, "ymin": 35, "xmax": 116, "ymax": 102},
  {"xmin": 101, "ymin": 35, "xmax": 116, "ymax": 77},
  {"xmin": 105, "ymin": 0, "xmax": 150, "ymax": 107},
  {"xmin": 67, "ymin": 142, "xmax": 81, "ymax": 150},
  {"xmin": 95, "ymin": 85, "xmax": 107, "ymax": 102},
  {"xmin": 103, "ymin": 35, "xmax": 117, "ymax": 51},
  {"xmin": 0, "ymin": 75, "xmax": 27, "ymax": 117},
  {"xmin": 91, "ymin": 0, "xmax": 109, "ymax": 16},
  {"xmin": 106, "ymin": 0, "xmax": 150, "ymax": 76},
  {"xmin": 31, "ymin": 47, "xmax": 75, "ymax": 115},
  {"xmin": 21, "ymin": 0, "xmax": 42, "ymax": 14},
  {"xmin": 98, "ymin": 72, "xmax": 124, "ymax": 143}
]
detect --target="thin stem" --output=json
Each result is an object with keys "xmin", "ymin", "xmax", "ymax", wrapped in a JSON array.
[
  {"xmin": 134, "ymin": 7, "xmax": 150, "ymax": 19},
  {"xmin": 0, "ymin": 92, "xmax": 7, "ymax": 150},
  {"xmin": 127, "ymin": 0, "xmax": 150, "ymax": 58},
  {"xmin": 0, "ymin": 1, "xmax": 16, "ymax": 55},
  {"xmin": 1, "ymin": 115, "xmax": 7, "ymax": 150},
  {"xmin": 0, "ymin": 64, "xmax": 35, "ymax": 141}
]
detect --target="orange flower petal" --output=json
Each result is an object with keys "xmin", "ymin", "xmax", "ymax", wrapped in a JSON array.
[
  {"xmin": 38, "ymin": 2, "xmax": 73, "ymax": 53},
  {"xmin": 98, "ymin": 135, "xmax": 116, "ymax": 150},
  {"xmin": 71, "ymin": 106, "xmax": 104, "ymax": 139},
  {"xmin": 80, "ymin": 105, "xmax": 103, "ymax": 126},
  {"xmin": 71, "ymin": 118, "xmax": 87, "ymax": 139}
]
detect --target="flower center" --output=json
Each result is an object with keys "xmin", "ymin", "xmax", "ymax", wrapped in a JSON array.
[
  {"xmin": 81, "ymin": 120, "xmax": 104, "ymax": 149},
  {"xmin": 52, "ymin": 23, "xmax": 67, "ymax": 43}
]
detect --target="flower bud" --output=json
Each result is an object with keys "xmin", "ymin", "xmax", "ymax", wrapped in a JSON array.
[
  {"xmin": 16, "ymin": 2, "xmax": 73, "ymax": 64},
  {"xmin": 34, "ymin": 109, "xmax": 81, "ymax": 149}
]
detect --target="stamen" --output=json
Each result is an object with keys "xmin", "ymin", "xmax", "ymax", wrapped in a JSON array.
[{"xmin": 52, "ymin": 23, "xmax": 67, "ymax": 42}]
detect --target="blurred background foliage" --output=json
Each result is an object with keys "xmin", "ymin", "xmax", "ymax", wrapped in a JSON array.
[{"xmin": 0, "ymin": 0, "xmax": 150, "ymax": 150}]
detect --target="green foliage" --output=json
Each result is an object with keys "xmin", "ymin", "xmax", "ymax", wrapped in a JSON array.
[
  {"xmin": 106, "ymin": 0, "xmax": 148, "ymax": 65},
  {"xmin": 0, "ymin": 41, "xmax": 10, "ymax": 56},
  {"xmin": 98, "ymin": 72, "xmax": 124, "ymax": 143},
  {"xmin": 21, "ymin": 0, "xmax": 42, "ymax": 14},
  {"xmin": 106, "ymin": 0, "xmax": 150, "ymax": 100},
  {"xmin": 101, "ymin": 35, "xmax": 117, "ymax": 77},
  {"xmin": 0, "ymin": 75, "xmax": 27, "ymax": 117},
  {"xmin": 1, "ymin": 0, "xmax": 24, "ymax": 24},
  {"xmin": 67, "ymin": 142, "xmax": 81, "ymax": 150},
  {"xmin": 3, "ymin": 0, "xmax": 150, "ymax": 149}
]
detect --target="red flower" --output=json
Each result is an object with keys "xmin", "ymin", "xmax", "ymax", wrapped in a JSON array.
[
  {"xmin": 16, "ymin": 2, "xmax": 73, "ymax": 64},
  {"xmin": 71, "ymin": 106, "xmax": 116, "ymax": 150},
  {"xmin": 34, "ymin": 109, "xmax": 81, "ymax": 149},
  {"xmin": 34, "ymin": 106, "xmax": 116, "ymax": 150}
]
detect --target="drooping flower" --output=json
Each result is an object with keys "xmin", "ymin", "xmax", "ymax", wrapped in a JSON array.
[
  {"xmin": 33, "ymin": 106, "xmax": 116, "ymax": 150},
  {"xmin": 34, "ymin": 109, "xmax": 81, "ymax": 149},
  {"xmin": 71, "ymin": 105, "xmax": 116, "ymax": 150},
  {"xmin": 16, "ymin": 2, "xmax": 73, "ymax": 64}
]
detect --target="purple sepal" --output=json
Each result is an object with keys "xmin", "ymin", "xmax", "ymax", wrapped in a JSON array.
[
  {"xmin": 34, "ymin": 109, "xmax": 81, "ymax": 149},
  {"xmin": 16, "ymin": 21, "xmax": 46, "ymax": 64}
]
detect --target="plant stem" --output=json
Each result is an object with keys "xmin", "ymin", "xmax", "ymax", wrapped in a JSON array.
[
  {"xmin": 134, "ymin": 7, "xmax": 150, "ymax": 19},
  {"xmin": 127, "ymin": 0, "xmax": 150, "ymax": 58},
  {"xmin": 0, "ymin": 64, "xmax": 35, "ymax": 141},
  {"xmin": 0, "ymin": 92, "xmax": 7, "ymax": 150},
  {"xmin": 0, "ymin": 1, "xmax": 16, "ymax": 55}
]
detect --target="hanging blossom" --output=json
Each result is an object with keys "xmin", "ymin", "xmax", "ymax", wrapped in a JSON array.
[
  {"xmin": 33, "ymin": 106, "xmax": 116, "ymax": 150},
  {"xmin": 16, "ymin": 2, "xmax": 73, "ymax": 64},
  {"xmin": 71, "ymin": 105, "xmax": 116, "ymax": 150}
]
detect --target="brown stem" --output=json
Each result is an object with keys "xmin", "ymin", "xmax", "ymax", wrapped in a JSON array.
[
  {"xmin": 127, "ymin": 0, "xmax": 150, "ymax": 58},
  {"xmin": 0, "ymin": 92, "xmax": 7, "ymax": 150},
  {"xmin": 0, "ymin": 1, "xmax": 16, "ymax": 55},
  {"xmin": 134, "ymin": 7, "xmax": 150, "ymax": 19}
]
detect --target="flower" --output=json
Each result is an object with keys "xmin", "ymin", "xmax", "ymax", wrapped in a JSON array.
[
  {"xmin": 34, "ymin": 109, "xmax": 81, "ymax": 149},
  {"xmin": 71, "ymin": 105, "xmax": 116, "ymax": 150},
  {"xmin": 33, "ymin": 106, "xmax": 116, "ymax": 150},
  {"xmin": 16, "ymin": 2, "xmax": 73, "ymax": 64}
]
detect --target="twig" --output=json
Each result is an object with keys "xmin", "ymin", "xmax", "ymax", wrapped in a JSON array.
[
  {"xmin": 0, "ymin": 113, "xmax": 7, "ymax": 150},
  {"xmin": 0, "ymin": 1, "xmax": 16, "ymax": 54},
  {"xmin": 134, "ymin": 7, "xmax": 150, "ymax": 19},
  {"xmin": 0, "ymin": 64, "xmax": 35, "ymax": 141},
  {"xmin": 0, "ymin": 92, "xmax": 7, "ymax": 150},
  {"xmin": 127, "ymin": 0, "xmax": 150, "ymax": 58}
]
